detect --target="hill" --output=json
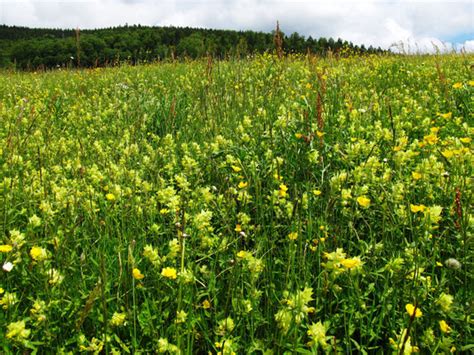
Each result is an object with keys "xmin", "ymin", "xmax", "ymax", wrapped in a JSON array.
[{"xmin": 0, "ymin": 24, "xmax": 385, "ymax": 69}]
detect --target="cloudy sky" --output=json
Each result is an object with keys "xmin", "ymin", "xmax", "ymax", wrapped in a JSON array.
[{"xmin": 1, "ymin": 0, "xmax": 473, "ymax": 52}]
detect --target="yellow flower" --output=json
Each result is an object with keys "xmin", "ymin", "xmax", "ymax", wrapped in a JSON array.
[
  {"xmin": 460, "ymin": 137, "xmax": 471, "ymax": 144},
  {"xmin": 423, "ymin": 133, "xmax": 438, "ymax": 145},
  {"xmin": 234, "ymin": 224, "xmax": 242, "ymax": 232},
  {"xmin": 441, "ymin": 150, "xmax": 454, "ymax": 158},
  {"xmin": 452, "ymin": 82, "xmax": 462, "ymax": 89},
  {"xmin": 279, "ymin": 184, "xmax": 288, "ymax": 198},
  {"xmin": 411, "ymin": 172, "xmax": 422, "ymax": 180},
  {"xmin": 316, "ymin": 131, "xmax": 324, "ymax": 138},
  {"xmin": 175, "ymin": 310, "xmax": 187, "ymax": 323},
  {"xmin": 28, "ymin": 214, "xmax": 42, "ymax": 228},
  {"xmin": 161, "ymin": 267, "xmax": 177, "ymax": 280},
  {"xmin": 30, "ymin": 299, "xmax": 46, "ymax": 323},
  {"xmin": 439, "ymin": 320, "xmax": 451, "ymax": 333},
  {"xmin": 341, "ymin": 189, "xmax": 352, "ymax": 201},
  {"xmin": 132, "ymin": 268, "xmax": 144, "ymax": 280},
  {"xmin": 341, "ymin": 257, "xmax": 363, "ymax": 269},
  {"xmin": 231, "ymin": 165, "xmax": 242, "ymax": 173},
  {"xmin": 439, "ymin": 112, "xmax": 452, "ymax": 119},
  {"xmin": 405, "ymin": 303, "xmax": 422, "ymax": 318},
  {"xmin": 236, "ymin": 250, "xmax": 247, "ymax": 259},
  {"xmin": 295, "ymin": 133, "xmax": 303, "ymax": 139},
  {"xmin": 238, "ymin": 181, "xmax": 248, "ymax": 189},
  {"xmin": 202, "ymin": 299, "xmax": 211, "ymax": 309},
  {"xmin": 110, "ymin": 312, "xmax": 127, "ymax": 326},
  {"xmin": 410, "ymin": 204, "xmax": 426, "ymax": 213},
  {"xmin": 48, "ymin": 268, "xmax": 64, "ymax": 285},
  {"xmin": 106, "ymin": 193, "xmax": 116, "ymax": 201},
  {"xmin": 6, "ymin": 320, "xmax": 30, "ymax": 340},
  {"xmin": 307, "ymin": 321, "xmax": 327, "ymax": 348},
  {"xmin": 0, "ymin": 292, "xmax": 17, "ymax": 309},
  {"xmin": 313, "ymin": 189, "xmax": 322, "ymax": 196},
  {"xmin": 0, "ymin": 245, "xmax": 13, "ymax": 253},
  {"xmin": 437, "ymin": 293, "xmax": 454, "ymax": 312},
  {"xmin": 469, "ymin": 80, "xmax": 474, "ymax": 87},
  {"xmin": 389, "ymin": 329, "xmax": 419, "ymax": 353},
  {"xmin": 357, "ymin": 196, "xmax": 371, "ymax": 208},
  {"xmin": 30, "ymin": 246, "xmax": 48, "ymax": 261},
  {"xmin": 288, "ymin": 232, "xmax": 298, "ymax": 241},
  {"xmin": 216, "ymin": 317, "xmax": 235, "ymax": 336},
  {"xmin": 426, "ymin": 205, "xmax": 443, "ymax": 224}
]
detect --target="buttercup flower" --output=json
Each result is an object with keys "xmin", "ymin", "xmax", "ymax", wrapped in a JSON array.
[
  {"xmin": 405, "ymin": 303, "xmax": 422, "ymax": 318},
  {"xmin": 238, "ymin": 181, "xmax": 248, "ymax": 189},
  {"xmin": 411, "ymin": 172, "xmax": 422, "ymax": 180},
  {"xmin": 0, "ymin": 245, "xmax": 13, "ymax": 253},
  {"xmin": 357, "ymin": 196, "xmax": 371, "ymax": 208},
  {"xmin": 30, "ymin": 246, "xmax": 48, "ymax": 261},
  {"xmin": 410, "ymin": 204, "xmax": 426, "ymax": 213},
  {"xmin": 106, "ymin": 193, "xmax": 116, "ymax": 201},
  {"xmin": 439, "ymin": 320, "xmax": 451, "ymax": 333},
  {"xmin": 132, "ymin": 268, "xmax": 145, "ymax": 280},
  {"xmin": 161, "ymin": 267, "xmax": 177, "ymax": 280},
  {"xmin": 278, "ymin": 184, "xmax": 288, "ymax": 198},
  {"xmin": 288, "ymin": 232, "xmax": 298, "ymax": 241},
  {"xmin": 341, "ymin": 257, "xmax": 363, "ymax": 269}
]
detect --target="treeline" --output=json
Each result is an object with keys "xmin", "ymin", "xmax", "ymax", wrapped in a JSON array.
[{"xmin": 0, "ymin": 24, "xmax": 386, "ymax": 69}]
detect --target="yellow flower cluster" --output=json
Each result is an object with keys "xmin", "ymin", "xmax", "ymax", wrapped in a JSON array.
[{"xmin": 323, "ymin": 248, "xmax": 364, "ymax": 276}]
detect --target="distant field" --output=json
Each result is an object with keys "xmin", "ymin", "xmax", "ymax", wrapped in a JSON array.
[{"xmin": 0, "ymin": 53, "xmax": 472, "ymax": 353}]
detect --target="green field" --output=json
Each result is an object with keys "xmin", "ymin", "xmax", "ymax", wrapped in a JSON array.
[{"xmin": 0, "ymin": 53, "xmax": 473, "ymax": 353}]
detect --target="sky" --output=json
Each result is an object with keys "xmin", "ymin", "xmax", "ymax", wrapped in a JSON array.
[{"xmin": 0, "ymin": 0, "xmax": 473, "ymax": 52}]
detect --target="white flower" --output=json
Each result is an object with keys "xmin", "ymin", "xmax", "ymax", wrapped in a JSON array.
[
  {"xmin": 3, "ymin": 262, "xmax": 14, "ymax": 272},
  {"xmin": 445, "ymin": 258, "xmax": 461, "ymax": 270}
]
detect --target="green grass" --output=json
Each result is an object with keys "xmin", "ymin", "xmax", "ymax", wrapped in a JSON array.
[{"xmin": 0, "ymin": 53, "xmax": 473, "ymax": 353}]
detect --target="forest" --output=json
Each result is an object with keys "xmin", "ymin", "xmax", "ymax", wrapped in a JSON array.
[{"xmin": 0, "ymin": 24, "xmax": 386, "ymax": 69}]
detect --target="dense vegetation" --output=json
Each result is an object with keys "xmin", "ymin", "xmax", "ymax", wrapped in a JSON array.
[
  {"xmin": 0, "ymin": 53, "xmax": 472, "ymax": 353},
  {"xmin": 0, "ymin": 24, "xmax": 385, "ymax": 69}
]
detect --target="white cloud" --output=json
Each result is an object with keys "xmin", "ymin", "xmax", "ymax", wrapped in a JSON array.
[
  {"xmin": 459, "ymin": 40, "xmax": 474, "ymax": 52},
  {"xmin": 0, "ymin": 0, "xmax": 472, "ymax": 52}
]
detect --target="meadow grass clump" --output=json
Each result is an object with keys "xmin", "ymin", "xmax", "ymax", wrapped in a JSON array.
[{"xmin": 0, "ymin": 53, "xmax": 473, "ymax": 353}]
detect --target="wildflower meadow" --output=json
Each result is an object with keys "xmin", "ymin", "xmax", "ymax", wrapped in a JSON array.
[{"xmin": 0, "ymin": 53, "xmax": 473, "ymax": 353}]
